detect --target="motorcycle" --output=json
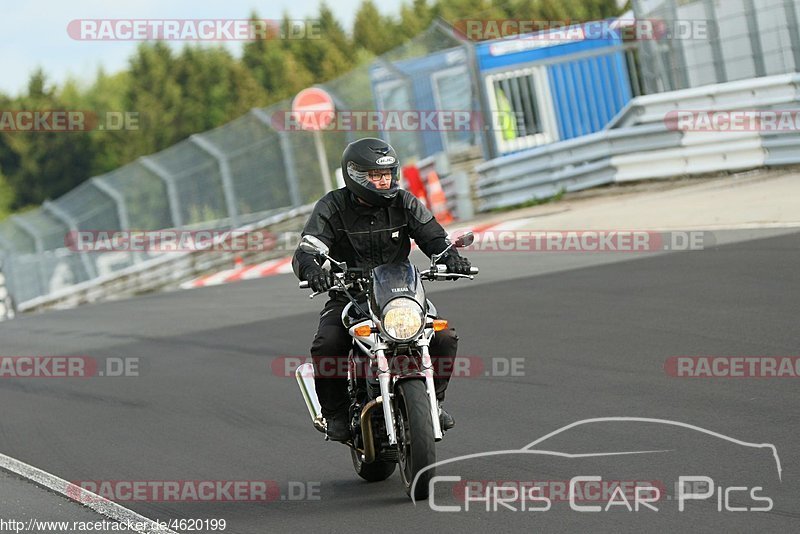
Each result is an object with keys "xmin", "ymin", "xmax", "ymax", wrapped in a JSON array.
[{"xmin": 296, "ymin": 232, "xmax": 478, "ymax": 500}]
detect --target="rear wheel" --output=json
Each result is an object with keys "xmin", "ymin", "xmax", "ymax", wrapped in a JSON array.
[
  {"xmin": 395, "ymin": 380, "xmax": 436, "ymax": 500},
  {"xmin": 351, "ymin": 448, "xmax": 396, "ymax": 482}
]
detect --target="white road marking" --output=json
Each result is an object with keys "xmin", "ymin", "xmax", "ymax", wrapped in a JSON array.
[{"xmin": 0, "ymin": 452, "xmax": 177, "ymax": 534}]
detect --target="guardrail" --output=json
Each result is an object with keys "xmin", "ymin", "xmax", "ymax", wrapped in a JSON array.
[
  {"xmin": 763, "ymin": 130, "xmax": 800, "ymax": 166},
  {"xmin": 608, "ymin": 73, "xmax": 800, "ymax": 129},
  {"xmin": 0, "ymin": 261, "xmax": 15, "ymax": 321},
  {"xmin": 476, "ymin": 74, "xmax": 800, "ymax": 212},
  {"xmin": 475, "ymin": 124, "xmax": 680, "ymax": 211},
  {"xmin": 16, "ymin": 205, "xmax": 313, "ymax": 314}
]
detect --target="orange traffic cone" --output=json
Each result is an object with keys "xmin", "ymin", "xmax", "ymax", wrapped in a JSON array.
[{"xmin": 426, "ymin": 171, "xmax": 454, "ymax": 225}]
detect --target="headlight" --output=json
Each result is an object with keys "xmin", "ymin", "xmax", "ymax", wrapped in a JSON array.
[{"xmin": 381, "ymin": 298, "xmax": 424, "ymax": 341}]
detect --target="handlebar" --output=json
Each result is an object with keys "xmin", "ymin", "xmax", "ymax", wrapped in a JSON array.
[
  {"xmin": 419, "ymin": 264, "xmax": 479, "ymax": 280},
  {"xmin": 299, "ymin": 265, "xmax": 479, "ymax": 297},
  {"xmin": 298, "ymin": 273, "xmax": 354, "ymax": 299}
]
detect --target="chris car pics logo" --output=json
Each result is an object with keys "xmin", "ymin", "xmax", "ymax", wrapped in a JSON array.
[{"xmin": 415, "ymin": 417, "xmax": 781, "ymax": 513}]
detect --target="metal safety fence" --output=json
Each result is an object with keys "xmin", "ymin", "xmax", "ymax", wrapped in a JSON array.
[
  {"xmin": 0, "ymin": 23, "xmax": 476, "ymax": 311},
  {"xmin": 3, "ymin": 2, "xmax": 800, "ymax": 311},
  {"xmin": 476, "ymin": 73, "xmax": 800, "ymax": 211},
  {"xmin": 633, "ymin": 0, "xmax": 800, "ymax": 93}
]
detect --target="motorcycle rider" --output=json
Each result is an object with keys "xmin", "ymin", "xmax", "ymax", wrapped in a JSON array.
[{"xmin": 292, "ymin": 137, "xmax": 472, "ymax": 442}]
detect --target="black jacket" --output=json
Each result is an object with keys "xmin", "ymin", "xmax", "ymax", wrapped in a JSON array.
[{"xmin": 292, "ymin": 188, "xmax": 451, "ymax": 281}]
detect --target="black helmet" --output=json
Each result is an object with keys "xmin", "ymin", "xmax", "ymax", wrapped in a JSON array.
[{"xmin": 341, "ymin": 137, "xmax": 399, "ymax": 207}]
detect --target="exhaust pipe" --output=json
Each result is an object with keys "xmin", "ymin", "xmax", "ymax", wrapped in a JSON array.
[
  {"xmin": 297, "ymin": 362, "xmax": 385, "ymax": 455},
  {"xmin": 359, "ymin": 397, "xmax": 383, "ymax": 464},
  {"xmin": 295, "ymin": 363, "xmax": 325, "ymax": 433}
]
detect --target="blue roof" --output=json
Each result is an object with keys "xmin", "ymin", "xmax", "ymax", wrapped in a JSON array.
[{"xmin": 475, "ymin": 20, "xmax": 625, "ymax": 71}]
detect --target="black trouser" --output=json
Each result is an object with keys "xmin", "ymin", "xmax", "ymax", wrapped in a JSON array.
[{"xmin": 310, "ymin": 297, "xmax": 458, "ymax": 417}]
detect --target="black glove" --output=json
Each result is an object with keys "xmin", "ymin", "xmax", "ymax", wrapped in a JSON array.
[
  {"xmin": 306, "ymin": 266, "xmax": 333, "ymax": 293},
  {"xmin": 443, "ymin": 251, "xmax": 472, "ymax": 275}
]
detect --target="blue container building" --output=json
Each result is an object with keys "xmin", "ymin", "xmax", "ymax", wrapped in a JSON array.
[{"xmin": 369, "ymin": 20, "xmax": 635, "ymax": 161}]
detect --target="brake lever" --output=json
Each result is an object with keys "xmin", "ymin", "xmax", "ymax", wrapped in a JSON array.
[
  {"xmin": 308, "ymin": 275, "xmax": 350, "ymax": 299},
  {"xmin": 420, "ymin": 271, "xmax": 475, "ymax": 281},
  {"xmin": 441, "ymin": 273, "xmax": 474, "ymax": 280}
]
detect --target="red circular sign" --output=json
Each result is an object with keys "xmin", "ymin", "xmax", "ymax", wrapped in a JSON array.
[{"xmin": 291, "ymin": 87, "xmax": 335, "ymax": 131}]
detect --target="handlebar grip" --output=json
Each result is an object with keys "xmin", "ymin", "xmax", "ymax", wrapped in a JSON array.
[
  {"xmin": 469, "ymin": 267, "xmax": 479, "ymax": 274},
  {"xmin": 299, "ymin": 280, "xmax": 309, "ymax": 289}
]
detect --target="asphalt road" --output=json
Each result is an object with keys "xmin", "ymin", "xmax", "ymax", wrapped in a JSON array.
[{"xmin": 0, "ymin": 230, "xmax": 798, "ymax": 533}]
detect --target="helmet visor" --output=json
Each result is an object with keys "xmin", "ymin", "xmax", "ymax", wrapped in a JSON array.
[{"xmin": 347, "ymin": 162, "xmax": 398, "ymax": 193}]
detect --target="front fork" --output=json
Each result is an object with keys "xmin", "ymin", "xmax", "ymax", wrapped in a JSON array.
[
  {"xmin": 375, "ymin": 348, "xmax": 398, "ymax": 445},
  {"xmin": 417, "ymin": 338, "xmax": 444, "ymax": 441},
  {"xmin": 375, "ymin": 336, "xmax": 443, "ymax": 446}
]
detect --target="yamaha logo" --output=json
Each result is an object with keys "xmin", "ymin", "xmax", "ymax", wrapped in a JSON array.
[
  {"xmin": 391, "ymin": 288, "xmax": 406, "ymax": 293},
  {"xmin": 376, "ymin": 156, "xmax": 396, "ymax": 165}
]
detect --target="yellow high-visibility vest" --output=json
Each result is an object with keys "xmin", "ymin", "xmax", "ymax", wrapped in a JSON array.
[{"xmin": 496, "ymin": 87, "xmax": 518, "ymax": 141}]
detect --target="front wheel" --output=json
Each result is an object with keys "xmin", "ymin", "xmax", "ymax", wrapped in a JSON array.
[{"xmin": 395, "ymin": 379, "xmax": 436, "ymax": 500}]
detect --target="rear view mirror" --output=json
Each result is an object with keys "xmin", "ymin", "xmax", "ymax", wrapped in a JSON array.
[
  {"xmin": 300, "ymin": 235, "xmax": 329, "ymax": 257},
  {"xmin": 453, "ymin": 231, "xmax": 474, "ymax": 248}
]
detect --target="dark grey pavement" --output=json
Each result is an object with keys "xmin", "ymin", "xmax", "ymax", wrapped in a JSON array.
[{"xmin": 1, "ymin": 231, "xmax": 798, "ymax": 532}]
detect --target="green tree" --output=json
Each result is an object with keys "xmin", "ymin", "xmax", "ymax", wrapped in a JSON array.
[
  {"xmin": 398, "ymin": 0, "xmax": 435, "ymax": 43},
  {"xmin": 309, "ymin": 3, "xmax": 354, "ymax": 79},
  {"xmin": 0, "ymin": 70, "xmax": 96, "ymax": 209},
  {"xmin": 124, "ymin": 42, "xmax": 183, "ymax": 158},
  {"xmin": 173, "ymin": 45, "xmax": 266, "ymax": 135},
  {"xmin": 60, "ymin": 68, "xmax": 133, "ymax": 176},
  {"xmin": 432, "ymin": 0, "xmax": 508, "ymax": 26},
  {"xmin": 0, "ymin": 0, "xmax": 628, "ymax": 217},
  {"xmin": 353, "ymin": 0, "xmax": 403, "ymax": 55},
  {"xmin": 318, "ymin": 2, "xmax": 351, "ymax": 57},
  {"xmin": 0, "ymin": 170, "xmax": 13, "ymax": 219},
  {"xmin": 289, "ymin": 6, "xmax": 353, "ymax": 81},
  {"xmin": 243, "ymin": 13, "xmax": 314, "ymax": 100}
]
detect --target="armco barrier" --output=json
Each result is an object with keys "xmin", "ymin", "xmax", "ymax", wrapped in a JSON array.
[
  {"xmin": 609, "ymin": 73, "xmax": 800, "ymax": 129},
  {"xmin": 475, "ymin": 124, "xmax": 680, "ymax": 211},
  {"xmin": 17, "ymin": 205, "xmax": 313, "ymax": 314},
  {"xmin": 763, "ymin": 129, "xmax": 800, "ymax": 166},
  {"xmin": 476, "ymin": 74, "xmax": 800, "ymax": 211},
  {"xmin": 0, "ymin": 260, "xmax": 15, "ymax": 321},
  {"xmin": 612, "ymin": 131, "xmax": 766, "ymax": 182}
]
